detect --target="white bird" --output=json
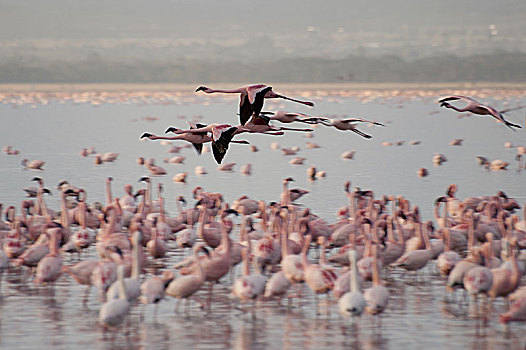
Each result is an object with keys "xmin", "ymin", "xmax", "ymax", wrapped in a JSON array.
[
  {"xmin": 106, "ymin": 231, "xmax": 142, "ymax": 302},
  {"xmin": 363, "ymin": 245, "xmax": 389, "ymax": 315},
  {"xmin": 99, "ymin": 264, "xmax": 130, "ymax": 329},
  {"xmin": 439, "ymin": 95, "xmax": 521, "ymax": 129},
  {"xmin": 339, "ymin": 250, "xmax": 366, "ymax": 317}
]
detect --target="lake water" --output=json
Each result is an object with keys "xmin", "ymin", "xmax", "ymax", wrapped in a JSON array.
[{"xmin": 0, "ymin": 84, "xmax": 525, "ymax": 349}]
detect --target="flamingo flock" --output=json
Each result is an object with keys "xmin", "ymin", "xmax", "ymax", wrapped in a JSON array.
[
  {"xmin": 141, "ymin": 84, "xmax": 390, "ymax": 164},
  {"xmin": 1, "ymin": 169, "xmax": 526, "ymax": 334}
]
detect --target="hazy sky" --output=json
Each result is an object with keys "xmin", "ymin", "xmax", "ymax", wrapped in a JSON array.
[{"xmin": 1, "ymin": 0, "xmax": 525, "ymax": 40}]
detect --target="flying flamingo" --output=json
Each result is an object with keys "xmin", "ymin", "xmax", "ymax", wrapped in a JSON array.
[
  {"xmin": 259, "ymin": 110, "xmax": 318, "ymax": 124},
  {"xmin": 167, "ymin": 123, "xmax": 282, "ymax": 163},
  {"xmin": 339, "ymin": 249, "xmax": 366, "ymax": 317},
  {"xmin": 301, "ymin": 116, "xmax": 385, "ymax": 138},
  {"xmin": 195, "ymin": 84, "xmax": 314, "ymax": 125},
  {"xmin": 243, "ymin": 114, "xmax": 313, "ymax": 134},
  {"xmin": 438, "ymin": 95, "xmax": 522, "ymax": 129},
  {"xmin": 142, "ymin": 122, "xmax": 250, "ymax": 155}
]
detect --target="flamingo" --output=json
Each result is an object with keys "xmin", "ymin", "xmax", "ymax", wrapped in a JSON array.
[
  {"xmin": 301, "ymin": 116, "xmax": 384, "ymax": 138},
  {"xmin": 195, "ymin": 84, "xmax": 314, "ymax": 125},
  {"xmin": 21, "ymin": 159, "xmax": 45, "ymax": 170},
  {"xmin": 62, "ymin": 259, "xmax": 99, "ymax": 304},
  {"xmin": 436, "ymin": 227, "xmax": 461, "ymax": 276},
  {"xmin": 363, "ymin": 245, "xmax": 389, "ymax": 315},
  {"xmin": 99, "ymin": 264, "xmax": 130, "ymax": 330},
  {"xmin": 232, "ymin": 241, "xmax": 267, "ymax": 307},
  {"xmin": 500, "ymin": 295, "xmax": 526, "ymax": 323},
  {"xmin": 139, "ymin": 270, "xmax": 175, "ymax": 319},
  {"xmin": 178, "ymin": 220, "xmax": 232, "ymax": 309},
  {"xmin": 463, "ymin": 243, "xmax": 493, "ymax": 317},
  {"xmin": 168, "ymin": 123, "xmax": 282, "ymax": 163},
  {"xmin": 166, "ymin": 243, "xmax": 207, "ymax": 311},
  {"xmin": 264, "ymin": 270, "xmax": 291, "ymax": 303},
  {"xmin": 34, "ymin": 228, "xmax": 63, "ymax": 292},
  {"xmin": 259, "ymin": 110, "xmax": 318, "ymax": 124},
  {"xmin": 243, "ymin": 114, "xmax": 313, "ymax": 134},
  {"xmin": 302, "ymin": 235, "xmax": 338, "ymax": 314},
  {"xmin": 339, "ymin": 249, "xmax": 366, "ymax": 317},
  {"xmin": 393, "ymin": 221, "xmax": 434, "ymax": 273},
  {"xmin": 106, "ymin": 231, "xmax": 142, "ymax": 302},
  {"xmin": 488, "ymin": 239, "xmax": 521, "ymax": 301},
  {"xmin": 438, "ymin": 95, "xmax": 522, "ymax": 129}
]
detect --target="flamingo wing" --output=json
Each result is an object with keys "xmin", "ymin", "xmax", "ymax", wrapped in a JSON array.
[
  {"xmin": 211, "ymin": 127, "xmax": 238, "ymax": 164},
  {"xmin": 239, "ymin": 94, "xmax": 253, "ymax": 125},
  {"xmin": 438, "ymin": 95, "xmax": 478, "ymax": 104},
  {"xmin": 341, "ymin": 118, "xmax": 385, "ymax": 126},
  {"xmin": 250, "ymin": 86, "xmax": 273, "ymax": 119}
]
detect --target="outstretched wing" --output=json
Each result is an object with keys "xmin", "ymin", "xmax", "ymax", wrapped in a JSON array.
[
  {"xmin": 211, "ymin": 126, "xmax": 238, "ymax": 164},
  {"xmin": 187, "ymin": 122, "xmax": 209, "ymax": 136},
  {"xmin": 239, "ymin": 94, "xmax": 253, "ymax": 126},
  {"xmin": 438, "ymin": 95, "xmax": 478, "ymax": 104},
  {"xmin": 297, "ymin": 116, "xmax": 330, "ymax": 124},
  {"xmin": 341, "ymin": 118, "xmax": 385, "ymax": 126},
  {"xmin": 192, "ymin": 142, "xmax": 203, "ymax": 155},
  {"xmin": 250, "ymin": 86, "xmax": 273, "ymax": 118}
]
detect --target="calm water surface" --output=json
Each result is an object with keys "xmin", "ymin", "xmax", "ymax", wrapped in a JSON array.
[{"xmin": 0, "ymin": 86, "xmax": 525, "ymax": 349}]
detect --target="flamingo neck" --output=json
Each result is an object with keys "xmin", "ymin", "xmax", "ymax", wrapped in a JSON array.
[{"xmin": 349, "ymin": 252, "xmax": 359, "ymax": 293}]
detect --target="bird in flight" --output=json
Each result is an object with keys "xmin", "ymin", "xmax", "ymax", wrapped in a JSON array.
[
  {"xmin": 300, "ymin": 116, "xmax": 385, "ymax": 139},
  {"xmin": 195, "ymin": 84, "xmax": 314, "ymax": 126},
  {"xmin": 438, "ymin": 95, "xmax": 522, "ymax": 130}
]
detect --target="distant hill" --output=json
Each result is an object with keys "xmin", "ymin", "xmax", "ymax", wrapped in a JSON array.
[{"xmin": 1, "ymin": 52, "xmax": 525, "ymax": 83}]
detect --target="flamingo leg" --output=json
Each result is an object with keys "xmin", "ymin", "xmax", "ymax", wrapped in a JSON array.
[{"xmin": 82, "ymin": 285, "xmax": 91, "ymax": 305}]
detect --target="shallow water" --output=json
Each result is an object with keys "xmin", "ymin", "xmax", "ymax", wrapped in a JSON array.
[{"xmin": 0, "ymin": 86, "xmax": 525, "ymax": 350}]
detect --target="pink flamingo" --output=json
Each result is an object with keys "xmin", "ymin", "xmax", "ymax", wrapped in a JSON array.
[
  {"xmin": 140, "ymin": 270, "xmax": 175, "ymax": 319},
  {"xmin": 302, "ymin": 235, "xmax": 339, "ymax": 314},
  {"xmin": 301, "ymin": 116, "xmax": 385, "ymax": 139},
  {"xmin": 436, "ymin": 227, "xmax": 461, "ymax": 276},
  {"xmin": 195, "ymin": 84, "xmax": 314, "ymax": 125},
  {"xmin": 439, "ymin": 95, "xmax": 521, "ymax": 129},
  {"xmin": 463, "ymin": 243, "xmax": 493, "ymax": 317},
  {"xmin": 166, "ymin": 243, "xmax": 208, "ymax": 311},
  {"xmin": 34, "ymin": 228, "xmax": 63, "ymax": 291},
  {"xmin": 232, "ymin": 240, "xmax": 267, "ymax": 309}
]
